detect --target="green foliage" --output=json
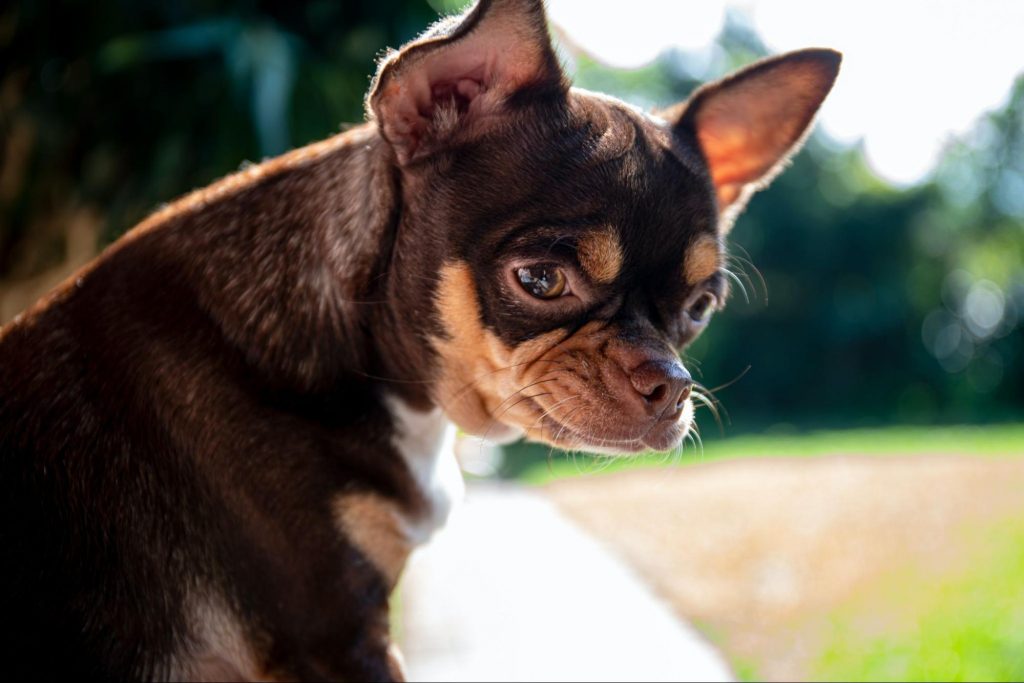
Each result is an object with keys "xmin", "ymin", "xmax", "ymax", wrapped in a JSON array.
[
  {"xmin": 2, "ymin": 2, "xmax": 1021, "ymax": 428},
  {"xmin": 815, "ymin": 518, "xmax": 1024, "ymax": 681},
  {"xmin": 0, "ymin": 0, "xmax": 436, "ymax": 271},
  {"xmin": 555, "ymin": 14, "xmax": 1024, "ymax": 433}
]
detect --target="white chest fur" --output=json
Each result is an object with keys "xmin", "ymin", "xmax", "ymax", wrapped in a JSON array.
[{"xmin": 386, "ymin": 396, "xmax": 465, "ymax": 545}]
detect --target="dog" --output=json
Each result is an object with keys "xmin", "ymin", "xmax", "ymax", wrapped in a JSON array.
[{"xmin": 0, "ymin": 0, "xmax": 839, "ymax": 679}]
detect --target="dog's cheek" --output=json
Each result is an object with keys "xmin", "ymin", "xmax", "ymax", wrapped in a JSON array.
[{"xmin": 429, "ymin": 263, "xmax": 562, "ymax": 439}]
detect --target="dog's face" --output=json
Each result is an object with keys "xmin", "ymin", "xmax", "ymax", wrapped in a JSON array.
[{"xmin": 369, "ymin": 0, "xmax": 839, "ymax": 453}]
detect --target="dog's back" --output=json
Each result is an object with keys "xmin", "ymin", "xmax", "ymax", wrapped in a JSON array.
[
  {"xmin": 0, "ymin": 243, "xmax": 209, "ymax": 677},
  {"xmin": 0, "ymin": 131, "xmax": 420, "ymax": 680}
]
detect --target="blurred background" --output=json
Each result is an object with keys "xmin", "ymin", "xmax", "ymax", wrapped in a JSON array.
[{"xmin": 2, "ymin": 0, "xmax": 1023, "ymax": 680}]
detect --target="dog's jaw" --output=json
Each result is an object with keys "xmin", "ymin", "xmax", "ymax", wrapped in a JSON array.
[{"xmin": 522, "ymin": 393, "xmax": 696, "ymax": 456}]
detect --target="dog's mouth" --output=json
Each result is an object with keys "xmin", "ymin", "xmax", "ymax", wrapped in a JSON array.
[{"xmin": 514, "ymin": 395, "xmax": 695, "ymax": 455}]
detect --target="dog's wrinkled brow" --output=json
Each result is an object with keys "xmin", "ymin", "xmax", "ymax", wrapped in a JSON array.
[{"xmin": 496, "ymin": 222, "xmax": 598, "ymax": 257}]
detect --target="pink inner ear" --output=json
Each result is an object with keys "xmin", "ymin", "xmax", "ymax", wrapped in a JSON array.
[
  {"xmin": 376, "ymin": 24, "xmax": 549, "ymax": 164},
  {"xmin": 682, "ymin": 51, "xmax": 840, "ymax": 209},
  {"xmin": 423, "ymin": 69, "xmax": 487, "ymax": 118}
]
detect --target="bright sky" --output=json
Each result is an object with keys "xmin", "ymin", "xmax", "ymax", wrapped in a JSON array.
[{"xmin": 545, "ymin": 0, "xmax": 1024, "ymax": 187}]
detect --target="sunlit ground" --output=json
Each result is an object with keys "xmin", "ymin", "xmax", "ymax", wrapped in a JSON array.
[
  {"xmin": 816, "ymin": 517, "xmax": 1024, "ymax": 681},
  {"xmin": 498, "ymin": 423, "xmax": 1024, "ymax": 483},
  {"xmin": 514, "ymin": 425, "xmax": 1024, "ymax": 681}
]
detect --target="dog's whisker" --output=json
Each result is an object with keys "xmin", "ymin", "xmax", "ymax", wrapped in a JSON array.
[
  {"xmin": 476, "ymin": 374, "xmax": 565, "ymax": 447},
  {"xmin": 727, "ymin": 244, "xmax": 769, "ymax": 304},
  {"xmin": 548, "ymin": 404, "xmax": 585, "ymax": 467},
  {"xmin": 523, "ymin": 394, "xmax": 577, "ymax": 431},
  {"xmin": 346, "ymin": 369, "xmax": 436, "ymax": 385},
  {"xmin": 691, "ymin": 389, "xmax": 724, "ymax": 434},
  {"xmin": 690, "ymin": 386, "xmax": 724, "ymax": 412},
  {"xmin": 721, "ymin": 266, "xmax": 750, "ymax": 304},
  {"xmin": 667, "ymin": 434, "xmax": 687, "ymax": 465},
  {"xmin": 437, "ymin": 367, "xmax": 562, "ymax": 422},
  {"xmin": 702, "ymin": 365, "xmax": 752, "ymax": 395},
  {"xmin": 678, "ymin": 352, "xmax": 703, "ymax": 377},
  {"xmin": 690, "ymin": 426, "xmax": 705, "ymax": 460},
  {"xmin": 479, "ymin": 390, "xmax": 554, "ymax": 449},
  {"xmin": 723, "ymin": 253, "xmax": 758, "ymax": 295},
  {"xmin": 489, "ymin": 375, "xmax": 562, "ymax": 418},
  {"xmin": 448, "ymin": 359, "xmax": 566, "ymax": 405}
]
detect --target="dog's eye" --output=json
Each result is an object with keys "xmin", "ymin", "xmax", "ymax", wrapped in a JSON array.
[
  {"xmin": 687, "ymin": 292, "xmax": 717, "ymax": 323},
  {"xmin": 516, "ymin": 265, "xmax": 567, "ymax": 299}
]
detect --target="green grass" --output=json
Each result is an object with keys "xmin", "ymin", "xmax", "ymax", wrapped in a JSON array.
[
  {"xmin": 815, "ymin": 518, "xmax": 1024, "ymax": 681},
  {"xmin": 504, "ymin": 423, "xmax": 1024, "ymax": 680},
  {"xmin": 509, "ymin": 423, "xmax": 1024, "ymax": 485}
]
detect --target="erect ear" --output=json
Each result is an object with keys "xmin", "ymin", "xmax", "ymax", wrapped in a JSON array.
[
  {"xmin": 662, "ymin": 48, "xmax": 841, "ymax": 227},
  {"xmin": 367, "ymin": 0, "xmax": 566, "ymax": 166}
]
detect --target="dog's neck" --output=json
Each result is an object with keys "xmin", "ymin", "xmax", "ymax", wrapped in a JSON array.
[
  {"xmin": 154, "ymin": 124, "xmax": 440, "ymax": 408},
  {"xmin": 359, "ymin": 140, "xmax": 449, "ymax": 410},
  {"xmin": 322, "ymin": 129, "xmax": 448, "ymax": 410}
]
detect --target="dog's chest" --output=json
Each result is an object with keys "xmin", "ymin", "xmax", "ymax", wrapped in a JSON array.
[
  {"xmin": 386, "ymin": 397, "xmax": 464, "ymax": 543},
  {"xmin": 175, "ymin": 401, "xmax": 463, "ymax": 680},
  {"xmin": 332, "ymin": 396, "xmax": 463, "ymax": 591}
]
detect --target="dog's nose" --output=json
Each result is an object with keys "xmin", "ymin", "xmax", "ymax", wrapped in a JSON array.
[{"xmin": 629, "ymin": 360, "xmax": 693, "ymax": 418}]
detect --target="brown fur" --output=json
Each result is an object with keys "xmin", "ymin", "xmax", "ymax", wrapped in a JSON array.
[
  {"xmin": 684, "ymin": 233, "xmax": 721, "ymax": 285},
  {"xmin": 431, "ymin": 262, "xmax": 566, "ymax": 443},
  {"xmin": 577, "ymin": 228, "xmax": 625, "ymax": 284},
  {"xmin": 333, "ymin": 493, "xmax": 414, "ymax": 590},
  {"xmin": 0, "ymin": 0, "xmax": 839, "ymax": 678}
]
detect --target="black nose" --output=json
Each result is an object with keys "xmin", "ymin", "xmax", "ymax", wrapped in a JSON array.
[{"xmin": 629, "ymin": 360, "xmax": 693, "ymax": 418}]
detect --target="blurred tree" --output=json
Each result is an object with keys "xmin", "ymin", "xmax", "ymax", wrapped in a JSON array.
[
  {"xmin": 566, "ymin": 12, "xmax": 1023, "ymax": 433},
  {"xmin": 0, "ymin": 0, "xmax": 434, "ymax": 279},
  {"xmin": 1, "ymin": 1, "xmax": 1021, "ymax": 432}
]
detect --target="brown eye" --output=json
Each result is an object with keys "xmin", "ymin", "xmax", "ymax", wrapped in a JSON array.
[
  {"xmin": 516, "ymin": 265, "xmax": 567, "ymax": 299},
  {"xmin": 688, "ymin": 292, "xmax": 717, "ymax": 323}
]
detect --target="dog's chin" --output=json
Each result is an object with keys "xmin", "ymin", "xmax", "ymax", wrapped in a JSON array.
[
  {"xmin": 459, "ymin": 398, "xmax": 694, "ymax": 455},
  {"xmin": 525, "ymin": 412, "xmax": 692, "ymax": 456}
]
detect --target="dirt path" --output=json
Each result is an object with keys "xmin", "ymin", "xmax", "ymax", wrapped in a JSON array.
[
  {"xmin": 545, "ymin": 454, "xmax": 1024, "ymax": 681},
  {"xmin": 400, "ymin": 484, "xmax": 733, "ymax": 682}
]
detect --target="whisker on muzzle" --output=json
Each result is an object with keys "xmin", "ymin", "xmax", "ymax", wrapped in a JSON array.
[
  {"xmin": 689, "ymin": 423, "xmax": 705, "ymax": 460},
  {"xmin": 726, "ymin": 245, "xmax": 768, "ymax": 305},
  {"xmin": 544, "ymin": 402, "xmax": 585, "ymax": 469},
  {"xmin": 720, "ymin": 266, "xmax": 751, "ymax": 305},
  {"xmin": 448, "ymin": 359, "xmax": 567, "ymax": 407},
  {"xmin": 477, "ymin": 373, "xmax": 565, "ymax": 446},
  {"xmin": 529, "ymin": 394, "xmax": 582, "ymax": 436},
  {"xmin": 690, "ymin": 388, "xmax": 724, "ymax": 434}
]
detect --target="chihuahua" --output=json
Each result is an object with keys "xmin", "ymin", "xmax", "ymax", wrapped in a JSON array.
[{"xmin": 0, "ymin": 0, "xmax": 839, "ymax": 679}]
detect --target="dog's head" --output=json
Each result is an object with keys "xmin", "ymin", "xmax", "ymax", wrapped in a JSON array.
[{"xmin": 368, "ymin": 0, "xmax": 839, "ymax": 453}]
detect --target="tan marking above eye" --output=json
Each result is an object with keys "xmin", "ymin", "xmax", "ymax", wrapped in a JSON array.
[
  {"xmin": 576, "ymin": 228, "xmax": 624, "ymax": 284},
  {"xmin": 684, "ymin": 233, "xmax": 720, "ymax": 285}
]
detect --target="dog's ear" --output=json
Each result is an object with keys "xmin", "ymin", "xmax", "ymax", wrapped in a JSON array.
[
  {"xmin": 662, "ymin": 48, "xmax": 841, "ymax": 228},
  {"xmin": 367, "ymin": 0, "xmax": 565, "ymax": 166}
]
